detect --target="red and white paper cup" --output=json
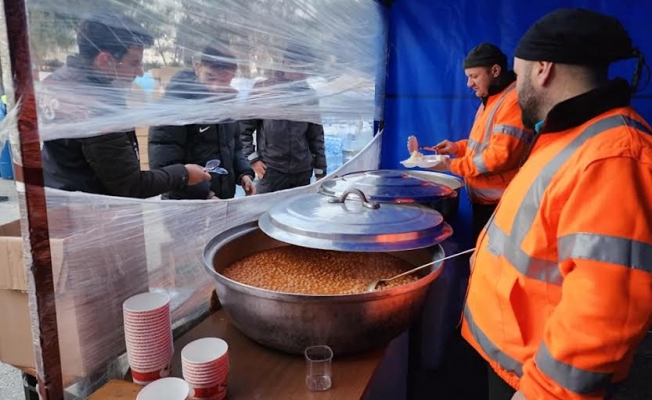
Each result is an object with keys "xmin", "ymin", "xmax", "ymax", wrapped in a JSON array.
[
  {"xmin": 136, "ymin": 377, "xmax": 190, "ymax": 400},
  {"xmin": 123, "ymin": 292, "xmax": 174, "ymax": 385},
  {"xmin": 182, "ymin": 338, "xmax": 229, "ymax": 400}
]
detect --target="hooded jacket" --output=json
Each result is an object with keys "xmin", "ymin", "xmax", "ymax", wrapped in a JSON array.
[{"xmin": 240, "ymin": 79, "xmax": 326, "ymax": 176}]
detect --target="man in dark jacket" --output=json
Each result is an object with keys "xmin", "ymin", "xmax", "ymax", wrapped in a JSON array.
[
  {"xmin": 148, "ymin": 46, "xmax": 255, "ymax": 200},
  {"xmin": 240, "ymin": 44, "xmax": 326, "ymax": 193},
  {"xmin": 39, "ymin": 10, "xmax": 210, "ymax": 198}
]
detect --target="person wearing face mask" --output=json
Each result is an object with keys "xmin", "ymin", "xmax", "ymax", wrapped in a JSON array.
[
  {"xmin": 428, "ymin": 44, "xmax": 533, "ymax": 241},
  {"xmin": 148, "ymin": 45, "xmax": 256, "ymax": 200},
  {"xmin": 240, "ymin": 44, "xmax": 326, "ymax": 193},
  {"xmin": 462, "ymin": 9, "xmax": 652, "ymax": 400},
  {"xmin": 39, "ymin": 10, "xmax": 210, "ymax": 198}
]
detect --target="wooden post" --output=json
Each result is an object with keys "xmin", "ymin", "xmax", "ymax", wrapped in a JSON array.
[{"xmin": 0, "ymin": 0, "xmax": 63, "ymax": 399}]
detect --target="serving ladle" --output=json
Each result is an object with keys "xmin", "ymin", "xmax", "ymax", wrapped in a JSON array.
[{"xmin": 366, "ymin": 248, "xmax": 476, "ymax": 292}]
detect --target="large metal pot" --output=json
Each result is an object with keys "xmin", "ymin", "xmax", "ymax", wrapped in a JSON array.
[
  {"xmin": 203, "ymin": 221, "xmax": 445, "ymax": 356},
  {"xmin": 320, "ymin": 170, "xmax": 463, "ymax": 221},
  {"xmin": 403, "ymin": 170, "xmax": 463, "ymax": 220}
]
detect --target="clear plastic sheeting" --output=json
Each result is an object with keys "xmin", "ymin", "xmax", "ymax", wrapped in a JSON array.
[
  {"xmin": 26, "ymin": 0, "xmax": 387, "ymax": 141},
  {"xmin": 22, "ymin": 133, "xmax": 382, "ymax": 398},
  {"xmin": 0, "ymin": 0, "xmax": 387, "ymax": 397}
]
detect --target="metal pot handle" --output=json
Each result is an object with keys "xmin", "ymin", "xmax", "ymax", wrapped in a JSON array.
[{"xmin": 328, "ymin": 188, "xmax": 380, "ymax": 209}]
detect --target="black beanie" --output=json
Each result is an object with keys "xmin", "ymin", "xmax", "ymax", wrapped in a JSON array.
[
  {"xmin": 197, "ymin": 45, "xmax": 237, "ymax": 71},
  {"xmin": 463, "ymin": 43, "xmax": 508, "ymax": 70},
  {"xmin": 515, "ymin": 8, "xmax": 636, "ymax": 65},
  {"xmin": 78, "ymin": 10, "xmax": 153, "ymax": 60}
]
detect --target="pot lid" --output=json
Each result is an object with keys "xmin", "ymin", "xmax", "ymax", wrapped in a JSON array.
[
  {"xmin": 319, "ymin": 170, "xmax": 455, "ymax": 203},
  {"xmin": 259, "ymin": 188, "xmax": 453, "ymax": 252}
]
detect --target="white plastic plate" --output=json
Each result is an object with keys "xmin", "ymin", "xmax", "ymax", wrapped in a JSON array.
[{"xmin": 400, "ymin": 154, "xmax": 449, "ymax": 169}]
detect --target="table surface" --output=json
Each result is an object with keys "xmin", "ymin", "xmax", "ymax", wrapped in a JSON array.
[
  {"xmin": 90, "ymin": 309, "xmax": 386, "ymax": 400},
  {"xmin": 87, "ymin": 379, "xmax": 141, "ymax": 399},
  {"xmin": 170, "ymin": 310, "xmax": 386, "ymax": 400}
]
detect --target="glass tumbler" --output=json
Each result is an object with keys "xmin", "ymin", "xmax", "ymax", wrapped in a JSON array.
[{"xmin": 304, "ymin": 345, "xmax": 333, "ymax": 391}]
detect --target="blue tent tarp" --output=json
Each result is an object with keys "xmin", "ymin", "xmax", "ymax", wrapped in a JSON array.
[{"xmin": 380, "ymin": 0, "xmax": 652, "ymax": 247}]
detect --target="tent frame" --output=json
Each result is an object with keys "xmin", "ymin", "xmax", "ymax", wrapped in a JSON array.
[{"xmin": 0, "ymin": 0, "xmax": 63, "ymax": 399}]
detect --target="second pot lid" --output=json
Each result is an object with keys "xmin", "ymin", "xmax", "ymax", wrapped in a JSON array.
[
  {"xmin": 259, "ymin": 188, "xmax": 453, "ymax": 252},
  {"xmin": 319, "ymin": 170, "xmax": 455, "ymax": 203}
]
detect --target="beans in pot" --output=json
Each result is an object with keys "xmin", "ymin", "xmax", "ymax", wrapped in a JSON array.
[{"xmin": 222, "ymin": 246, "xmax": 419, "ymax": 295}]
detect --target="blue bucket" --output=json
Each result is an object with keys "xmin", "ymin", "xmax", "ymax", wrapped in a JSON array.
[{"xmin": 0, "ymin": 141, "xmax": 14, "ymax": 180}]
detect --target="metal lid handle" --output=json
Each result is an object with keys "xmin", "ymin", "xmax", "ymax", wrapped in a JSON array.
[{"xmin": 328, "ymin": 188, "xmax": 380, "ymax": 209}]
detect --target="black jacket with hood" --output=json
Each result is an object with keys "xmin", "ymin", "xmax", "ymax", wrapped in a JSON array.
[
  {"xmin": 240, "ymin": 80, "xmax": 327, "ymax": 176},
  {"xmin": 148, "ymin": 70, "xmax": 254, "ymax": 200},
  {"xmin": 40, "ymin": 55, "xmax": 189, "ymax": 198}
]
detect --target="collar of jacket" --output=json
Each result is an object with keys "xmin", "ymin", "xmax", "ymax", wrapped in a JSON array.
[
  {"xmin": 538, "ymin": 78, "xmax": 632, "ymax": 134},
  {"xmin": 65, "ymin": 54, "xmax": 114, "ymax": 86},
  {"xmin": 482, "ymin": 71, "xmax": 517, "ymax": 105}
]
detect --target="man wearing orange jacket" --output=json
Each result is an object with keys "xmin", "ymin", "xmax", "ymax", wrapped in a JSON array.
[
  {"xmin": 433, "ymin": 43, "xmax": 532, "ymax": 240},
  {"xmin": 462, "ymin": 8, "xmax": 652, "ymax": 400}
]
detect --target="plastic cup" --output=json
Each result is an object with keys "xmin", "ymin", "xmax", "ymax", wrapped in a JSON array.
[{"xmin": 305, "ymin": 345, "xmax": 333, "ymax": 391}]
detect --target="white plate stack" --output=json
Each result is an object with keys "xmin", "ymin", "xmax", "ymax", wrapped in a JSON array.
[
  {"xmin": 181, "ymin": 338, "xmax": 229, "ymax": 400},
  {"xmin": 123, "ymin": 292, "xmax": 174, "ymax": 385}
]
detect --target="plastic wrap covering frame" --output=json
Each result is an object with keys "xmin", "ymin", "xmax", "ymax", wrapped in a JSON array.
[
  {"xmin": 0, "ymin": 0, "xmax": 63, "ymax": 399},
  {"xmin": 22, "ymin": 0, "xmax": 387, "ymax": 141},
  {"xmin": 7, "ymin": 132, "xmax": 380, "ymax": 399},
  {"xmin": 381, "ymin": 0, "xmax": 652, "ymax": 249},
  {"xmin": 0, "ymin": 0, "xmax": 388, "ymax": 397}
]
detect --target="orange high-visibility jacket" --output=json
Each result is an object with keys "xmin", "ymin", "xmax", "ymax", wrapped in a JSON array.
[
  {"xmin": 462, "ymin": 106, "xmax": 652, "ymax": 400},
  {"xmin": 451, "ymin": 82, "xmax": 532, "ymax": 204}
]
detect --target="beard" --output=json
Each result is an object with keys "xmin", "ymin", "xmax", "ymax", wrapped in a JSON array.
[{"xmin": 517, "ymin": 77, "xmax": 542, "ymax": 130}]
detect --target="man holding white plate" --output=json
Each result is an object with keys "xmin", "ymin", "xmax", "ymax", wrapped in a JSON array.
[{"xmin": 429, "ymin": 43, "xmax": 533, "ymax": 240}]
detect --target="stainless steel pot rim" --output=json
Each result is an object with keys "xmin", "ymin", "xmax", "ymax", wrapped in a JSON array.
[
  {"xmin": 327, "ymin": 170, "xmax": 464, "ymax": 190},
  {"xmin": 319, "ymin": 169, "xmax": 456, "ymax": 203},
  {"xmin": 403, "ymin": 170, "xmax": 464, "ymax": 190}
]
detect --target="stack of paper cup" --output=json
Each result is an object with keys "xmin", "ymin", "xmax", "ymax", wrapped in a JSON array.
[
  {"xmin": 181, "ymin": 338, "xmax": 229, "ymax": 400},
  {"xmin": 123, "ymin": 292, "xmax": 174, "ymax": 385}
]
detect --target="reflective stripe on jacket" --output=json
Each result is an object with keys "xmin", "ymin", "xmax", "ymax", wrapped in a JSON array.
[
  {"xmin": 462, "ymin": 107, "xmax": 652, "ymax": 400},
  {"xmin": 451, "ymin": 83, "xmax": 532, "ymax": 204}
]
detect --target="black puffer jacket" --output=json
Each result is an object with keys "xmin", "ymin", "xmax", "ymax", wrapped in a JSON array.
[
  {"xmin": 40, "ymin": 55, "xmax": 189, "ymax": 198},
  {"xmin": 240, "ymin": 80, "xmax": 326, "ymax": 176},
  {"xmin": 148, "ymin": 70, "xmax": 254, "ymax": 200}
]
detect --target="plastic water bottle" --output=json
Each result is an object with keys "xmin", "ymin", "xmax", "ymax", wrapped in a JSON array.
[{"xmin": 0, "ymin": 141, "xmax": 14, "ymax": 180}]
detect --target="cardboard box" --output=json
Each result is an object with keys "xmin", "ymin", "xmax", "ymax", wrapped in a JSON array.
[
  {"xmin": 0, "ymin": 289, "xmax": 34, "ymax": 368},
  {"xmin": 0, "ymin": 206, "xmax": 149, "ymax": 377},
  {"xmin": 0, "ymin": 220, "xmax": 65, "ymax": 291},
  {"xmin": 0, "ymin": 219, "xmax": 66, "ymax": 369}
]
